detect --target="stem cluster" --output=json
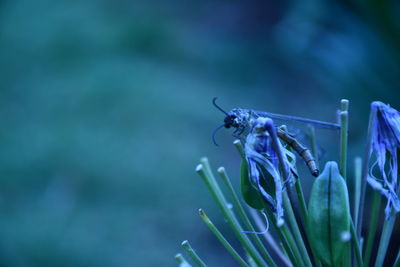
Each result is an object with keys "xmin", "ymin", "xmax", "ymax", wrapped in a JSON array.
[{"xmin": 176, "ymin": 99, "xmax": 398, "ymax": 267}]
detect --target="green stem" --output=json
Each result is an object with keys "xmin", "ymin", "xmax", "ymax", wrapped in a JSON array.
[
  {"xmin": 341, "ymin": 99, "xmax": 349, "ymax": 114},
  {"xmin": 283, "ymin": 192, "xmax": 313, "ymax": 267},
  {"xmin": 175, "ymin": 253, "xmax": 192, "ymax": 267},
  {"xmin": 350, "ymin": 220, "xmax": 364, "ymax": 267},
  {"xmin": 234, "ymin": 139, "xmax": 245, "ymax": 158},
  {"xmin": 200, "ymin": 158, "xmax": 227, "ymax": 205},
  {"xmin": 353, "ymin": 157, "xmax": 362, "ymax": 226},
  {"xmin": 374, "ymin": 214, "xmax": 397, "ymax": 267},
  {"xmin": 264, "ymin": 208, "xmax": 302, "ymax": 266},
  {"xmin": 294, "ymin": 180, "xmax": 322, "ymax": 267},
  {"xmin": 279, "ymin": 241, "xmax": 291, "ymax": 262},
  {"xmin": 357, "ymin": 105, "xmax": 378, "ymax": 239},
  {"xmin": 217, "ymin": 167, "xmax": 286, "ymax": 266},
  {"xmin": 394, "ymin": 248, "xmax": 400, "ymax": 267},
  {"xmin": 339, "ymin": 99, "xmax": 351, "ymax": 267},
  {"xmin": 308, "ymin": 125, "xmax": 319, "ymax": 169},
  {"xmin": 339, "ymin": 100, "xmax": 349, "ymax": 180},
  {"xmin": 181, "ymin": 240, "xmax": 207, "ymax": 267},
  {"xmin": 196, "ymin": 161, "xmax": 271, "ymax": 267},
  {"xmin": 363, "ymin": 190, "xmax": 382, "ymax": 267},
  {"xmin": 247, "ymin": 209, "xmax": 292, "ymax": 267},
  {"xmin": 294, "ymin": 180, "xmax": 308, "ymax": 224},
  {"xmin": 281, "ymin": 223, "xmax": 305, "ymax": 267},
  {"xmin": 198, "ymin": 209, "xmax": 249, "ymax": 267}
]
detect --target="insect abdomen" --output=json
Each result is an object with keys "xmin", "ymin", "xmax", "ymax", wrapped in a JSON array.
[
  {"xmin": 300, "ymin": 149, "xmax": 319, "ymax": 177},
  {"xmin": 277, "ymin": 130, "xmax": 320, "ymax": 177}
]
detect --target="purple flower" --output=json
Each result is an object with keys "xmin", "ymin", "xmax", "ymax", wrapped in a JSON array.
[
  {"xmin": 367, "ymin": 101, "xmax": 400, "ymax": 218},
  {"xmin": 244, "ymin": 118, "xmax": 297, "ymax": 225}
]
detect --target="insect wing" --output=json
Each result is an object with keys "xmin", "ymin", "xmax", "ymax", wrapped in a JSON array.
[
  {"xmin": 276, "ymin": 124, "xmax": 326, "ymax": 160},
  {"xmin": 247, "ymin": 109, "xmax": 341, "ymax": 131}
]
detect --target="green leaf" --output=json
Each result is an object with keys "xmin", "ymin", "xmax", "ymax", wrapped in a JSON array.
[
  {"xmin": 308, "ymin": 161, "xmax": 351, "ymax": 267},
  {"xmin": 240, "ymin": 160, "xmax": 264, "ymax": 210}
]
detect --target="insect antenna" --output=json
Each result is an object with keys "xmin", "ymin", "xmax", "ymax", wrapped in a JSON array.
[
  {"xmin": 212, "ymin": 124, "xmax": 226, "ymax": 146},
  {"xmin": 212, "ymin": 97, "xmax": 229, "ymax": 116}
]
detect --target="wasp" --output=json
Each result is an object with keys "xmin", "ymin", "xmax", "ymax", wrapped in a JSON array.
[{"xmin": 212, "ymin": 98, "xmax": 340, "ymax": 177}]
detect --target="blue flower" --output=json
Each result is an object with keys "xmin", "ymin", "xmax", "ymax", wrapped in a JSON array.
[
  {"xmin": 367, "ymin": 101, "xmax": 400, "ymax": 218},
  {"xmin": 244, "ymin": 118, "xmax": 297, "ymax": 225}
]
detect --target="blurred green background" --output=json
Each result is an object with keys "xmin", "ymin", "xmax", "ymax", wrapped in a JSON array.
[{"xmin": 0, "ymin": 0, "xmax": 399, "ymax": 266}]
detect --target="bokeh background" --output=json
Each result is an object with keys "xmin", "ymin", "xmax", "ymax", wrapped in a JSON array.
[{"xmin": 0, "ymin": 0, "xmax": 399, "ymax": 266}]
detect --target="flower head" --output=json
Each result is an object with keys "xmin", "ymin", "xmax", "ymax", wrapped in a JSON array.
[
  {"xmin": 367, "ymin": 101, "xmax": 400, "ymax": 218},
  {"xmin": 243, "ymin": 118, "xmax": 297, "ymax": 225}
]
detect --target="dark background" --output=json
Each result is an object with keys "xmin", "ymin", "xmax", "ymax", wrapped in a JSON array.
[{"xmin": 0, "ymin": 0, "xmax": 399, "ymax": 266}]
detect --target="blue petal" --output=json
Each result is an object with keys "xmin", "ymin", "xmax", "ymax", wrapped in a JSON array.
[{"xmin": 368, "ymin": 102, "xmax": 400, "ymax": 219}]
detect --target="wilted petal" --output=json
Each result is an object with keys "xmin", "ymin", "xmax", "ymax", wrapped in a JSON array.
[
  {"xmin": 368, "ymin": 101, "xmax": 400, "ymax": 218},
  {"xmin": 247, "ymin": 158, "xmax": 276, "ymax": 210},
  {"xmin": 245, "ymin": 145, "xmax": 284, "ymax": 223},
  {"xmin": 243, "ymin": 118, "xmax": 288, "ymax": 223}
]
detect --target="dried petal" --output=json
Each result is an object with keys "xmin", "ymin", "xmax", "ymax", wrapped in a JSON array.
[
  {"xmin": 242, "ymin": 117, "xmax": 297, "ymax": 224},
  {"xmin": 368, "ymin": 101, "xmax": 400, "ymax": 218}
]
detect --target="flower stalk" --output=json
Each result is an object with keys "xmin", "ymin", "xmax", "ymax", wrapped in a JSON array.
[
  {"xmin": 217, "ymin": 167, "xmax": 283, "ymax": 265},
  {"xmin": 198, "ymin": 209, "xmax": 249, "ymax": 267},
  {"xmin": 374, "ymin": 213, "xmax": 397, "ymax": 267},
  {"xmin": 196, "ymin": 161, "xmax": 271, "ymax": 267},
  {"xmin": 362, "ymin": 190, "xmax": 381, "ymax": 267},
  {"xmin": 181, "ymin": 240, "xmax": 207, "ymax": 267},
  {"xmin": 339, "ymin": 100, "xmax": 352, "ymax": 267},
  {"xmin": 175, "ymin": 253, "xmax": 192, "ymax": 267},
  {"xmin": 357, "ymin": 102, "xmax": 378, "ymax": 238},
  {"xmin": 248, "ymin": 208, "xmax": 292, "ymax": 267},
  {"xmin": 350, "ymin": 221, "xmax": 363, "ymax": 267},
  {"xmin": 394, "ymin": 248, "xmax": 400, "ymax": 267},
  {"xmin": 353, "ymin": 157, "xmax": 362, "ymax": 226},
  {"xmin": 340, "ymin": 99, "xmax": 349, "ymax": 180},
  {"xmin": 308, "ymin": 125, "xmax": 319, "ymax": 169}
]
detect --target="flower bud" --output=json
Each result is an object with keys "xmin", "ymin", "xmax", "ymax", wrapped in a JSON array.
[
  {"xmin": 240, "ymin": 159, "xmax": 265, "ymax": 210},
  {"xmin": 308, "ymin": 161, "xmax": 351, "ymax": 266}
]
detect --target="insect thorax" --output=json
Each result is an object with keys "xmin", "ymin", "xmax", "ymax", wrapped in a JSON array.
[{"xmin": 229, "ymin": 108, "xmax": 258, "ymax": 140}]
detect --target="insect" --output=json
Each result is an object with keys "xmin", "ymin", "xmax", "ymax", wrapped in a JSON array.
[
  {"xmin": 212, "ymin": 98, "xmax": 341, "ymax": 177},
  {"xmin": 276, "ymin": 126, "xmax": 319, "ymax": 177}
]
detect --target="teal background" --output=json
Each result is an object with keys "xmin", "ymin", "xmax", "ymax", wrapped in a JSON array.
[{"xmin": 0, "ymin": 0, "xmax": 399, "ymax": 266}]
